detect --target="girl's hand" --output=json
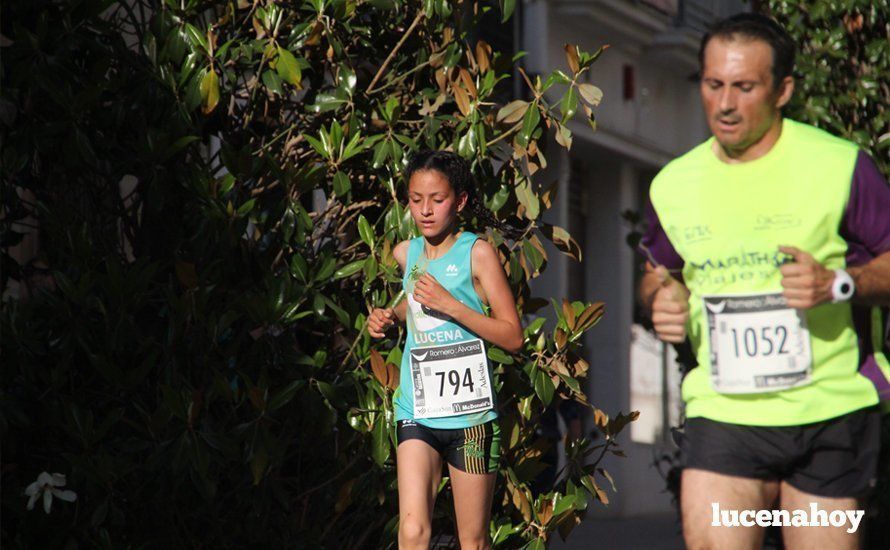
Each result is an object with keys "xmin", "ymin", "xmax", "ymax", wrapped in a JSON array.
[
  {"xmin": 368, "ymin": 307, "xmax": 397, "ymax": 338},
  {"xmin": 413, "ymin": 273, "xmax": 459, "ymax": 317}
]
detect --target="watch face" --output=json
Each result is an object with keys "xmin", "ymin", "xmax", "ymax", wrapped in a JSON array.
[{"xmin": 832, "ymin": 269, "xmax": 855, "ymax": 302}]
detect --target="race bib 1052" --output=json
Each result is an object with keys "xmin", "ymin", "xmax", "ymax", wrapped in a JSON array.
[{"xmin": 703, "ymin": 292, "xmax": 813, "ymax": 394}]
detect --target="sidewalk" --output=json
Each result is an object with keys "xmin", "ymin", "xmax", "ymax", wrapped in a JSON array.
[{"xmin": 552, "ymin": 513, "xmax": 684, "ymax": 550}]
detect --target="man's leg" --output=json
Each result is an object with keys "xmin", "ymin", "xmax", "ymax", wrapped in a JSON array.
[
  {"xmin": 682, "ymin": 468, "xmax": 779, "ymax": 550},
  {"xmin": 779, "ymin": 481, "xmax": 862, "ymax": 550},
  {"xmin": 779, "ymin": 406, "xmax": 881, "ymax": 549}
]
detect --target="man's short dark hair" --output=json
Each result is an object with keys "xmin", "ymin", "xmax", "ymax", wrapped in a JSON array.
[{"xmin": 698, "ymin": 13, "xmax": 795, "ymax": 89}]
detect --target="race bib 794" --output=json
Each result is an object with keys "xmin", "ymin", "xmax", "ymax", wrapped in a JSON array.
[{"xmin": 410, "ymin": 338, "xmax": 494, "ymax": 419}]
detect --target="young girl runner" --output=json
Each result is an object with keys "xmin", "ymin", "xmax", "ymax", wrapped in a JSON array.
[{"xmin": 367, "ymin": 150, "xmax": 523, "ymax": 549}]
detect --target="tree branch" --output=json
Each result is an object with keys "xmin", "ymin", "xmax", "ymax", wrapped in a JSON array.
[{"xmin": 365, "ymin": 10, "xmax": 425, "ymax": 95}]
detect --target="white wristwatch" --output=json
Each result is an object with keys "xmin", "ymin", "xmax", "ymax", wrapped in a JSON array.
[{"xmin": 831, "ymin": 269, "xmax": 855, "ymax": 303}]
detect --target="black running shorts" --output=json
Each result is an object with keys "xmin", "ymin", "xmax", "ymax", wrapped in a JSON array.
[
  {"xmin": 680, "ymin": 406, "xmax": 881, "ymax": 498},
  {"xmin": 396, "ymin": 419, "xmax": 500, "ymax": 474}
]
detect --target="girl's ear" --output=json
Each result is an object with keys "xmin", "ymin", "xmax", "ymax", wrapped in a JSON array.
[{"xmin": 456, "ymin": 191, "xmax": 469, "ymax": 213}]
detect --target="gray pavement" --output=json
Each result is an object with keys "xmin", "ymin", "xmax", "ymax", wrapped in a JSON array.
[{"xmin": 551, "ymin": 513, "xmax": 684, "ymax": 550}]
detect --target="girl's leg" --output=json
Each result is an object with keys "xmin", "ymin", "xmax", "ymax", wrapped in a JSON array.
[
  {"xmin": 397, "ymin": 439, "xmax": 443, "ymax": 549},
  {"xmin": 449, "ymin": 465, "xmax": 496, "ymax": 550}
]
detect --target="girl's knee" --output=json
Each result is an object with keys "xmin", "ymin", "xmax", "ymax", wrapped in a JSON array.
[
  {"xmin": 457, "ymin": 533, "xmax": 490, "ymax": 550},
  {"xmin": 399, "ymin": 518, "xmax": 431, "ymax": 548}
]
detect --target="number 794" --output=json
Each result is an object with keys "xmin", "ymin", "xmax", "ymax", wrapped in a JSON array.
[{"xmin": 436, "ymin": 368, "xmax": 475, "ymax": 397}]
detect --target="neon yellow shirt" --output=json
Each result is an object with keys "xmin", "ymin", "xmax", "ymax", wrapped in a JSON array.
[{"xmin": 647, "ymin": 119, "xmax": 881, "ymax": 426}]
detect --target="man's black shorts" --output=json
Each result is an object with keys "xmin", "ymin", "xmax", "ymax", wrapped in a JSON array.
[{"xmin": 680, "ymin": 406, "xmax": 881, "ymax": 498}]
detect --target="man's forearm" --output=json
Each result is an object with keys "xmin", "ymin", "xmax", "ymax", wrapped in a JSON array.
[
  {"xmin": 847, "ymin": 251, "xmax": 890, "ymax": 306},
  {"xmin": 639, "ymin": 271, "xmax": 661, "ymax": 313}
]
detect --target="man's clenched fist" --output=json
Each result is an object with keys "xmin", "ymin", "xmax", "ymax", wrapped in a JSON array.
[
  {"xmin": 650, "ymin": 265, "xmax": 691, "ymax": 344},
  {"xmin": 778, "ymin": 245, "xmax": 834, "ymax": 309}
]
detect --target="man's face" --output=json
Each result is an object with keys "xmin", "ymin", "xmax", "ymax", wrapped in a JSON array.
[{"xmin": 700, "ymin": 37, "xmax": 791, "ymax": 155}]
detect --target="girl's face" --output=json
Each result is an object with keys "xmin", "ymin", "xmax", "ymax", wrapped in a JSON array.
[{"xmin": 407, "ymin": 169, "xmax": 467, "ymax": 239}]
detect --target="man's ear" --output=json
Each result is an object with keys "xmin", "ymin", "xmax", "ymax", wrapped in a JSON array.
[
  {"xmin": 775, "ymin": 76, "xmax": 794, "ymax": 109},
  {"xmin": 456, "ymin": 191, "xmax": 469, "ymax": 212}
]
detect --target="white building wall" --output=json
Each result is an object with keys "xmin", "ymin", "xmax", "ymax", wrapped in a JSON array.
[{"xmin": 525, "ymin": 0, "xmax": 746, "ymax": 517}]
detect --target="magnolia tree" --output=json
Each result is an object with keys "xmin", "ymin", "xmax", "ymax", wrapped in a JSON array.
[
  {"xmin": 1, "ymin": 0, "xmax": 635, "ymax": 547},
  {"xmin": 764, "ymin": 0, "xmax": 889, "ymax": 176}
]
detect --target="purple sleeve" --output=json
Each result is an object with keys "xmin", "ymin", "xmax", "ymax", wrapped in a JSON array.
[
  {"xmin": 840, "ymin": 151, "xmax": 890, "ymax": 267},
  {"xmin": 639, "ymin": 198, "xmax": 684, "ymax": 270}
]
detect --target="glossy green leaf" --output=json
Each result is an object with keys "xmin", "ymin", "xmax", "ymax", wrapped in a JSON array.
[
  {"xmin": 268, "ymin": 380, "xmax": 306, "ymax": 411},
  {"xmin": 490, "ymin": 185, "xmax": 510, "ymax": 212},
  {"xmin": 262, "ymin": 70, "xmax": 284, "ymax": 95},
  {"xmin": 371, "ymin": 417, "xmax": 390, "ymax": 466},
  {"xmin": 357, "ymin": 214, "xmax": 374, "ymax": 248},
  {"xmin": 236, "ymin": 198, "xmax": 255, "ymax": 216},
  {"xmin": 333, "ymin": 171, "xmax": 351, "ymax": 196},
  {"xmin": 313, "ymin": 293, "xmax": 326, "ymax": 316},
  {"xmin": 200, "ymin": 69, "xmax": 220, "ymax": 114},
  {"xmin": 518, "ymin": 103, "xmax": 540, "ymax": 146},
  {"xmin": 290, "ymin": 254, "xmax": 309, "ymax": 282},
  {"xmin": 315, "ymin": 256, "xmax": 336, "ymax": 281},
  {"xmin": 560, "ymin": 86, "xmax": 578, "ymax": 121},
  {"xmin": 533, "ymin": 370, "xmax": 555, "ymax": 405},
  {"xmin": 185, "ymin": 23, "xmax": 208, "ymax": 52},
  {"xmin": 487, "ymin": 346, "xmax": 514, "ymax": 365},
  {"xmin": 276, "ymin": 46, "xmax": 302, "ymax": 86},
  {"xmin": 500, "ymin": 0, "xmax": 516, "ymax": 22}
]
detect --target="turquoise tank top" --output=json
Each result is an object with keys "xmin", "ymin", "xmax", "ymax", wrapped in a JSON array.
[{"xmin": 393, "ymin": 232, "xmax": 498, "ymax": 429}]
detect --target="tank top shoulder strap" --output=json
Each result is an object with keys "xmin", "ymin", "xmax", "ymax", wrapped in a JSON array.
[
  {"xmin": 455, "ymin": 231, "xmax": 479, "ymax": 264},
  {"xmin": 405, "ymin": 236, "xmax": 425, "ymax": 273}
]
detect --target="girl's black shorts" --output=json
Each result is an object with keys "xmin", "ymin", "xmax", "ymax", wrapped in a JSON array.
[{"xmin": 396, "ymin": 419, "xmax": 500, "ymax": 475}]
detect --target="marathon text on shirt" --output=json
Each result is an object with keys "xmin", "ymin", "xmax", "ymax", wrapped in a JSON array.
[{"xmin": 689, "ymin": 248, "xmax": 791, "ymax": 272}]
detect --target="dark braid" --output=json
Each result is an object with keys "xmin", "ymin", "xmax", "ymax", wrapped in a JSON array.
[{"xmin": 405, "ymin": 150, "xmax": 525, "ymax": 240}]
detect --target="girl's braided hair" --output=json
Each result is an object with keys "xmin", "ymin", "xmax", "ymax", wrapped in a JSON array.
[{"xmin": 405, "ymin": 150, "xmax": 525, "ymax": 240}]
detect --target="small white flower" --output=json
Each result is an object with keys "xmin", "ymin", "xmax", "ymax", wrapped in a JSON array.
[{"xmin": 24, "ymin": 472, "xmax": 77, "ymax": 514}]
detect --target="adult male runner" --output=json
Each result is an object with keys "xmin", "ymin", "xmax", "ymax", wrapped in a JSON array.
[{"xmin": 639, "ymin": 13, "xmax": 890, "ymax": 550}]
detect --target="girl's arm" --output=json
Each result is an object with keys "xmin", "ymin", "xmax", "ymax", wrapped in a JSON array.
[
  {"xmin": 413, "ymin": 239, "xmax": 523, "ymax": 353},
  {"xmin": 390, "ymin": 240, "xmax": 409, "ymax": 321},
  {"xmin": 368, "ymin": 241, "xmax": 409, "ymax": 338},
  {"xmin": 391, "ymin": 299, "xmax": 407, "ymax": 322}
]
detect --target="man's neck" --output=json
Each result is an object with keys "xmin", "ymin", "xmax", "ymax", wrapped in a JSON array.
[{"xmin": 714, "ymin": 117, "xmax": 784, "ymax": 164}]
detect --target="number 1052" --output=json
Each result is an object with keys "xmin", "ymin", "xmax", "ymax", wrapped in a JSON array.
[{"xmin": 730, "ymin": 325, "xmax": 790, "ymax": 358}]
